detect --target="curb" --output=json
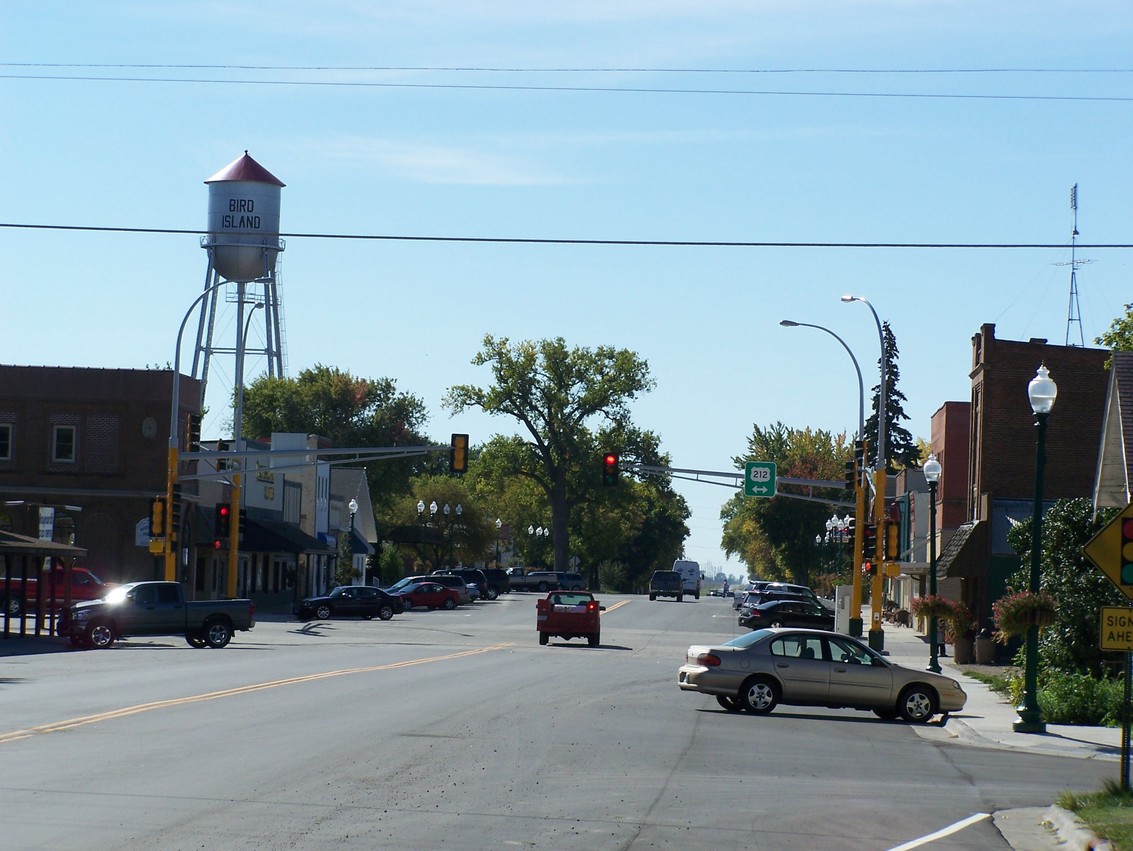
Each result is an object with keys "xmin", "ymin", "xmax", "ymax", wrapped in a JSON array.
[{"xmin": 1043, "ymin": 805, "xmax": 1113, "ymax": 850}]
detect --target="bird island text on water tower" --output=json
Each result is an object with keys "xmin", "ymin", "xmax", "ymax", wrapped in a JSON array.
[{"xmin": 201, "ymin": 151, "xmax": 285, "ymax": 284}]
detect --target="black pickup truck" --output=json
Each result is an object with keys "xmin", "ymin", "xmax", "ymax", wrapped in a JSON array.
[{"xmin": 57, "ymin": 581, "xmax": 255, "ymax": 649}]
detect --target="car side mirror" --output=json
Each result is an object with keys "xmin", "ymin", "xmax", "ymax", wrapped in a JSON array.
[{"xmin": 599, "ymin": 605, "xmax": 606, "ymax": 611}]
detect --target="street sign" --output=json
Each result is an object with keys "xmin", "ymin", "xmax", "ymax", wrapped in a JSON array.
[
  {"xmin": 744, "ymin": 461, "xmax": 777, "ymax": 498},
  {"xmin": 1082, "ymin": 503, "xmax": 1133, "ymax": 600},
  {"xmin": 1100, "ymin": 606, "xmax": 1133, "ymax": 651}
]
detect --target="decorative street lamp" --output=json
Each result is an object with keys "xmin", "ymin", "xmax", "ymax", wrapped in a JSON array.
[
  {"xmin": 1014, "ymin": 364, "xmax": 1057, "ymax": 733},
  {"xmin": 923, "ymin": 453, "xmax": 942, "ymax": 673},
  {"xmin": 348, "ymin": 497, "xmax": 359, "ymax": 585},
  {"xmin": 443, "ymin": 503, "xmax": 462, "ymax": 568},
  {"xmin": 495, "ymin": 518, "xmax": 502, "ymax": 567}
]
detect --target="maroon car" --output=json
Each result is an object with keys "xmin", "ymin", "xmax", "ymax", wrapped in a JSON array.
[{"xmin": 394, "ymin": 581, "xmax": 461, "ymax": 611}]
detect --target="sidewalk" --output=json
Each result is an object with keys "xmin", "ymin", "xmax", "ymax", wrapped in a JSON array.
[{"xmin": 876, "ymin": 614, "xmax": 1120, "ymax": 851}]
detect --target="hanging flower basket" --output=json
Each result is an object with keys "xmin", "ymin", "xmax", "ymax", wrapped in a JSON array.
[
  {"xmin": 910, "ymin": 595, "xmax": 954, "ymax": 623},
  {"xmin": 992, "ymin": 590, "xmax": 1057, "ymax": 641}
]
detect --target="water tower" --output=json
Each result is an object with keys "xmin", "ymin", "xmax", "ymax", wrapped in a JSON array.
[{"xmin": 191, "ymin": 151, "xmax": 287, "ymax": 412}]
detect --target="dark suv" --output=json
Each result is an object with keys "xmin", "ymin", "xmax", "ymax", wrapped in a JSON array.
[
  {"xmin": 477, "ymin": 568, "xmax": 512, "ymax": 598},
  {"xmin": 435, "ymin": 568, "xmax": 501, "ymax": 601},
  {"xmin": 649, "ymin": 570, "xmax": 683, "ymax": 601}
]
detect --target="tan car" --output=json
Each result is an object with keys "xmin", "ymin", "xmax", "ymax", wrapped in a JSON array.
[{"xmin": 677, "ymin": 627, "xmax": 966, "ymax": 723}]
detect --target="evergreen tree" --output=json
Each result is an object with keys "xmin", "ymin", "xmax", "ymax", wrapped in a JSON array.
[{"xmin": 863, "ymin": 322, "xmax": 919, "ymax": 470}]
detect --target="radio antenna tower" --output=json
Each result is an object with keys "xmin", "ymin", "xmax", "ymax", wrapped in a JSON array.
[{"xmin": 1062, "ymin": 183, "xmax": 1088, "ymax": 347}]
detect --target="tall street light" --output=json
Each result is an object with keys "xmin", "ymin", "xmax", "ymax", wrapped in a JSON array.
[
  {"xmin": 443, "ymin": 503, "xmax": 462, "ymax": 568},
  {"xmin": 495, "ymin": 518, "xmax": 502, "ymax": 567},
  {"xmin": 1014, "ymin": 364, "xmax": 1057, "ymax": 734},
  {"xmin": 416, "ymin": 500, "xmax": 427, "ymax": 567},
  {"xmin": 348, "ymin": 497, "xmax": 359, "ymax": 585},
  {"xmin": 782, "ymin": 317, "xmax": 867, "ymax": 637},
  {"xmin": 842, "ymin": 293, "xmax": 887, "ymax": 650},
  {"xmin": 923, "ymin": 453, "xmax": 942, "ymax": 673}
]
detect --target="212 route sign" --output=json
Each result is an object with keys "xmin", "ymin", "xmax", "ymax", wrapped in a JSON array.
[{"xmin": 744, "ymin": 462, "xmax": 777, "ymax": 498}]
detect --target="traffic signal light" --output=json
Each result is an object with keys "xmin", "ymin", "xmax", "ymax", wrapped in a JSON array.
[
  {"xmin": 186, "ymin": 413, "xmax": 202, "ymax": 452},
  {"xmin": 844, "ymin": 459, "xmax": 856, "ymax": 491},
  {"xmin": 602, "ymin": 452, "xmax": 619, "ymax": 486},
  {"xmin": 216, "ymin": 440, "xmax": 229, "ymax": 472},
  {"xmin": 1122, "ymin": 517, "xmax": 1133, "ymax": 585},
  {"xmin": 450, "ymin": 433, "xmax": 469, "ymax": 474},
  {"xmin": 150, "ymin": 496, "xmax": 166, "ymax": 538},
  {"xmin": 214, "ymin": 502, "xmax": 231, "ymax": 549},
  {"xmin": 169, "ymin": 484, "xmax": 182, "ymax": 541},
  {"xmin": 861, "ymin": 524, "xmax": 877, "ymax": 563},
  {"xmin": 884, "ymin": 520, "xmax": 899, "ymax": 560}
]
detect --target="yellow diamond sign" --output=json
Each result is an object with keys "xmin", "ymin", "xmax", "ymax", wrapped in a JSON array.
[{"xmin": 1082, "ymin": 502, "xmax": 1133, "ymax": 600}]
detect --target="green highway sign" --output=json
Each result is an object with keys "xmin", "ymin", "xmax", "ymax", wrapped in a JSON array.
[{"xmin": 744, "ymin": 461, "xmax": 777, "ymax": 498}]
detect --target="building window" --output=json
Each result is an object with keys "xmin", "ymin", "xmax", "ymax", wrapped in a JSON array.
[
  {"xmin": 53, "ymin": 425, "xmax": 76, "ymax": 463},
  {"xmin": 0, "ymin": 424, "xmax": 10, "ymax": 460}
]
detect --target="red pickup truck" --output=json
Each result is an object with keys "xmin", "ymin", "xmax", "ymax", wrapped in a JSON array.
[
  {"xmin": 536, "ymin": 591, "xmax": 604, "ymax": 647},
  {"xmin": 1, "ymin": 565, "xmax": 115, "ymax": 617}
]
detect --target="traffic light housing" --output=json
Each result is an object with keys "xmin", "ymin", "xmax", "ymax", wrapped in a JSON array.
[
  {"xmin": 602, "ymin": 452, "xmax": 619, "ymax": 486},
  {"xmin": 450, "ymin": 433, "xmax": 469, "ymax": 474},
  {"xmin": 884, "ymin": 520, "xmax": 900, "ymax": 560},
  {"xmin": 861, "ymin": 523, "xmax": 877, "ymax": 563},
  {"xmin": 1122, "ymin": 516, "xmax": 1133, "ymax": 585},
  {"xmin": 844, "ymin": 459, "xmax": 856, "ymax": 491},
  {"xmin": 168, "ymin": 484, "xmax": 182, "ymax": 541},
  {"xmin": 186, "ymin": 413, "xmax": 202, "ymax": 452},
  {"xmin": 214, "ymin": 502, "xmax": 231, "ymax": 549},
  {"xmin": 216, "ymin": 440, "xmax": 229, "ymax": 472},
  {"xmin": 150, "ymin": 496, "xmax": 166, "ymax": 538}
]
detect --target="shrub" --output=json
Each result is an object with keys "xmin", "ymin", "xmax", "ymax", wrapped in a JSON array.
[{"xmin": 997, "ymin": 667, "xmax": 1125, "ymax": 726}]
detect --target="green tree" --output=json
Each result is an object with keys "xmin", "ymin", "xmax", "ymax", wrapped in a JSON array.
[
  {"xmin": 240, "ymin": 364, "xmax": 431, "ymax": 511},
  {"xmin": 1095, "ymin": 304, "xmax": 1133, "ymax": 367},
  {"xmin": 444, "ymin": 335, "xmax": 656, "ymax": 572},
  {"xmin": 863, "ymin": 323, "xmax": 920, "ymax": 471},
  {"xmin": 721, "ymin": 423, "xmax": 850, "ymax": 586},
  {"xmin": 1006, "ymin": 498, "xmax": 1124, "ymax": 677}
]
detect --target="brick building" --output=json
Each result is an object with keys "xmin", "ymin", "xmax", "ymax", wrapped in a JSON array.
[
  {"xmin": 936, "ymin": 325, "xmax": 1108, "ymax": 628},
  {"xmin": 0, "ymin": 365, "xmax": 200, "ymax": 583}
]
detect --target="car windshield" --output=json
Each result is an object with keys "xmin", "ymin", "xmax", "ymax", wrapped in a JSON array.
[
  {"xmin": 103, "ymin": 582, "xmax": 141, "ymax": 604},
  {"xmin": 721, "ymin": 629, "xmax": 772, "ymax": 649},
  {"xmin": 328, "ymin": 587, "xmax": 351, "ymax": 598},
  {"xmin": 386, "ymin": 577, "xmax": 419, "ymax": 592}
]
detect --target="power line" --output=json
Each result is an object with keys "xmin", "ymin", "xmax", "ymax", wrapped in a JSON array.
[
  {"xmin": 2, "ymin": 72, "xmax": 1130, "ymax": 102},
  {"xmin": 1, "ymin": 221, "xmax": 1131, "ymax": 249}
]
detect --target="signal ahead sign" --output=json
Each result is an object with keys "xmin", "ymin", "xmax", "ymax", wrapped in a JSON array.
[
  {"xmin": 744, "ymin": 462, "xmax": 777, "ymax": 498},
  {"xmin": 1083, "ymin": 502, "xmax": 1133, "ymax": 601}
]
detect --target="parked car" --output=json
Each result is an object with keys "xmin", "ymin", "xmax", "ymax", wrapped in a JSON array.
[
  {"xmin": 2, "ymin": 565, "xmax": 116, "ymax": 616},
  {"xmin": 394, "ymin": 581, "xmax": 462, "ymax": 611},
  {"xmin": 434, "ymin": 568, "xmax": 494, "ymax": 600},
  {"xmin": 294, "ymin": 586, "xmax": 403, "ymax": 621},
  {"xmin": 677, "ymin": 627, "xmax": 967, "ymax": 723},
  {"xmin": 477, "ymin": 567, "xmax": 512, "ymax": 597},
  {"xmin": 387, "ymin": 573, "xmax": 471, "ymax": 605},
  {"xmin": 739, "ymin": 599, "xmax": 835, "ymax": 631}
]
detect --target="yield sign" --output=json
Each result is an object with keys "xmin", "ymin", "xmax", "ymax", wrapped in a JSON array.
[{"xmin": 1082, "ymin": 502, "xmax": 1133, "ymax": 601}]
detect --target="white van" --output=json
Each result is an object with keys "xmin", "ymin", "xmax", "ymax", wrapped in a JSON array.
[{"xmin": 671, "ymin": 560, "xmax": 702, "ymax": 600}]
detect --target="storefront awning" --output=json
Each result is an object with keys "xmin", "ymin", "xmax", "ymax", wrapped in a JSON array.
[
  {"xmin": 937, "ymin": 521, "xmax": 988, "ymax": 579},
  {"xmin": 241, "ymin": 518, "xmax": 336, "ymax": 556}
]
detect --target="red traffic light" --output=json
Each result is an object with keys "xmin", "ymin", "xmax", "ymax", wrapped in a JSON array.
[
  {"xmin": 602, "ymin": 452, "xmax": 619, "ymax": 486},
  {"xmin": 604, "ymin": 453, "xmax": 617, "ymax": 466}
]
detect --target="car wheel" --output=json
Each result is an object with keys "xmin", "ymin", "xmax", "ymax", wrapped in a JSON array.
[
  {"xmin": 873, "ymin": 708, "xmax": 898, "ymax": 720},
  {"xmin": 315, "ymin": 604, "xmax": 332, "ymax": 619},
  {"xmin": 539, "ymin": 632, "xmax": 548, "ymax": 645},
  {"xmin": 716, "ymin": 695, "xmax": 743, "ymax": 713},
  {"xmin": 898, "ymin": 685, "xmax": 937, "ymax": 723},
  {"xmin": 442, "ymin": 598, "xmax": 456, "ymax": 610},
  {"xmin": 677, "ymin": 594, "xmax": 684, "ymax": 603},
  {"xmin": 3, "ymin": 594, "xmax": 23, "ymax": 617},
  {"xmin": 537, "ymin": 582, "xmax": 549, "ymax": 593},
  {"xmin": 486, "ymin": 588, "xmax": 499, "ymax": 601},
  {"xmin": 649, "ymin": 594, "xmax": 656, "ymax": 601},
  {"xmin": 377, "ymin": 604, "xmax": 394, "ymax": 621},
  {"xmin": 402, "ymin": 598, "xmax": 413, "ymax": 610},
  {"xmin": 588, "ymin": 631, "xmax": 600, "ymax": 647},
  {"xmin": 739, "ymin": 676, "xmax": 779, "ymax": 715},
  {"xmin": 86, "ymin": 620, "xmax": 115, "ymax": 649},
  {"xmin": 204, "ymin": 619, "xmax": 233, "ymax": 649},
  {"xmin": 185, "ymin": 631, "xmax": 207, "ymax": 648}
]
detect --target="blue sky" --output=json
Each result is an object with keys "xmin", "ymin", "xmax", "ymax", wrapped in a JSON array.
[{"xmin": 3, "ymin": 2, "xmax": 1133, "ymax": 578}]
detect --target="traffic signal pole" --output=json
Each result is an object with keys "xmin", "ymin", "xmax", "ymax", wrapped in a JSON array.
[
  {"xmin": 163, "ymin": 444, "xmax": 179, "ymax": 581},
  {"xmin": 227, "ymin": 473, "xmax": 241, "ymax": 599},
  {"xmin": 868, "ymin": 466, "xmax": 887, "ymax": 651},
  {"xmin": 849, "ymin": 473, "xmax": 865, "ymax": 638}
]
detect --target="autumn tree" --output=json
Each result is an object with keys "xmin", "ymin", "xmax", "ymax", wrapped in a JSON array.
[
  {"xmin": 444, "ymin": 335, "xmax": 658, "ymax": 573},
  {"xmin": 721, "ymin": 423, "xmax": 851, "ymax": 586}
]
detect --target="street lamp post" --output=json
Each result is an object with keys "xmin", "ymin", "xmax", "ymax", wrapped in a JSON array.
[
  {"xmin": 348, "ymin": 497, "xmax": 359, "ymax": 585},
  {"xmin": 443, "ymin": 503, "xmax": 462, "ymax": 568},
  {"xmin": 780, "ymin": 317, "xmax": 867, "ymax": 637},
  {"xmin": 1015, "ymin": 365, "xmax": 1057, "ymax": 734},
  {"xmin": 495, "ymin": 518, "xmax": 502, "ymax": 567},
  {"xmin": 416, "ymin": 500, "xmax": 426, "ymax": 567},
  {"xmin": 923, "ymin": 454, "xmax": 942, "ymax": 673},
  {"xmin": 842, "ymin": 294, "xmax": 887, "ymax": 651}
]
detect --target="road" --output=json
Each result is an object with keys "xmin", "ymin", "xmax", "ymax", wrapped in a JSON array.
[{"xmin": 0, "ymin": 593, "xmax": 1110, "ymax": 849}]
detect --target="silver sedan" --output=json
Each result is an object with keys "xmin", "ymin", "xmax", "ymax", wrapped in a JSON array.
[{"xmin": 677, "ymin": 627, "xmax": 967, "ymax": 723}]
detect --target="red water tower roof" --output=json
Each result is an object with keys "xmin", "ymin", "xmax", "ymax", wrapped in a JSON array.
[{"xmin": 204, "ymin": 151, "xmax": 285, "ymax": 187}]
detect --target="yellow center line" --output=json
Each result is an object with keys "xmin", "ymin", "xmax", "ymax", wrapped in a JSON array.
[
  {"xmin": 602, "ymin": 600, "xmax": 631, "ymax": 614},
  {"xmin": 0, "ymin": 642, "xmax": 512, "ymax": 745}
]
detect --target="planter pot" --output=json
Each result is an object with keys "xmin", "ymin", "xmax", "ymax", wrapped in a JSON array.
[
  {"xmin": 975, "ymin": 636, "xmax": 996, "ymax": 665},
  {"xmin": 952, "ymin": 636, "xmax": 974, "ymax": 665}
]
